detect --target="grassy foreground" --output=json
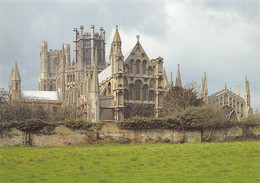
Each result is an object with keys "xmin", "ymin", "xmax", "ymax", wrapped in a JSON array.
[{"xmin": 0, "ymin": 141, "xmax": 259, "ymax": 183}]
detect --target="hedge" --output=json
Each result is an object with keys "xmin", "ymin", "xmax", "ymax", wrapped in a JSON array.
[
  {"xmin": 0, "ymin": 119, "xmax": 92, "ymax": 132},
  {"xmin": 118, "ymin": 106, "xmax": 260, "ymax": 130}
]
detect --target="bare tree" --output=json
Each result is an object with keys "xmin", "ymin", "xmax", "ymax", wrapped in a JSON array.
[
  {"xmin": 0, "ymin": 88, "xmax": 8, "ymax": 103},
  {"xmin": 161, "ymin": 83, "xmax": 203, "ymax": 116}
]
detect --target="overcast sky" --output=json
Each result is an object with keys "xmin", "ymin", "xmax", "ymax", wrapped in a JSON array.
[{"xmin": 0, "ymin": 0, "xmax": 259, "ymax": 109}]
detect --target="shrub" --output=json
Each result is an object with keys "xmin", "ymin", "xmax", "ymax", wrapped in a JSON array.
[
  {"xmin": 15, "ymin": 119, "xmax": 48, "ymax": 132},
  {"xmin": 63, "ymin": 120, "xmax": 92, "ymax": 129},
  {"xmin": 118, "ymin": 105, "xmax": 246, "ymax": 131}
]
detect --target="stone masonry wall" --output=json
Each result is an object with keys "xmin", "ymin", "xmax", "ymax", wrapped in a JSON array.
[{"xmin": 0, "ymin": 123, "xmax": 259, "ymax": 147}]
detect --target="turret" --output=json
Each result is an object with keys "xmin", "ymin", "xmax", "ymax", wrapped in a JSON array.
[
  {"xmin": 93, "ymin": 46, "xmax": 99, "ymax": 93},
  {"xmin": 109, "ymin": 25, "xmax": 124, "ymax": 121},
  {"xmin": 100, "ymin": 27, "xmax": 105, "ymax": 65},
  {"xmin": 244, "ymin": 76, "xmax": 250, "ymax": 108},
  {"xmin": 73, "ymin": 28, "xmax": 77, "ymax": 63},
  {"xmin": 38, "ymin": 41, "xmax": 49, "ymax": 91},
  {"xmin": 201, "ymin": 72, "xmax": 208, "ymax": 102},
  {"xmin": 175, "ymin": 64, "xmax": 182, "ymax": 87},
  {"xmin": 110, "ymin": 25, "xmax": 123, "ymax": 75},
  {"xmin": 10, "ymin": 62, "xmax": 21, "ymax": 101},
  {"xmin": 201, "ymin": 77, "xmax": 204, "ymax": 98},
  {"xmin": 203, "ymin": 72, "xmax": 208, "ymax": 102},
  {"xmin": 90, "ymin": 46, "xmax": 100, "ymax": 123},
  {"xmin": 64, "ymin": 44, "xmax": 70, "ymax": 65},
  {"xmin": 90, "ymin": 25, "xmax": 95, "ymax": 65}
]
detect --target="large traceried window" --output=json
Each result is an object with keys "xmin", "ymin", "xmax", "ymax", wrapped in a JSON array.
[
  {"xmin": 142, "ymin": 60, "xmax": 147, "ymax": 75},
  {"xmin": 129, "ymin": 84, "xmax": 134, "ymax": 100},
  {"xmin": 130, "ymin": 60, "xmax": 134, "ymax": 74},
  {"xmin": 149, "ymin": 90, "xmax": 155, "ymax": 101},
  {"xmin": 143, "ymin": 84, "xmax": 148, "ymax": 101},
  {"xmin": 136, "ymin": 60, "xmax": 140, "ymax": 74},
  {"xmin": 135, "ymin": 80, "xmax": 142, "ymax": 100},
  {"xmin": 124, "ymin": 89, "xmax": 129, "ymax": 100}
]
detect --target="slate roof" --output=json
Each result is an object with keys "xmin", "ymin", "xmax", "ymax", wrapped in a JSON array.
[
  {"xmin": 21, "ymin": 90, "xmax": 60, "ymax": 101},
  {"xmin": 98, "ymin": 65, "xmax": 112, "ymax": 83}
]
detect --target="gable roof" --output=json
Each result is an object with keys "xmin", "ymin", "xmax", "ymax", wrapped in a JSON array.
[
  {"xmin": 208, "ymin": 89, "xmax": 244, "ymax": 101},
  {"xmin": 124, "ymin": 39, "xmax": 151, "ymax": 63}
]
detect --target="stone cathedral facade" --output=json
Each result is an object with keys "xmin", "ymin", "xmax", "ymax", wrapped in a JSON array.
[{"xmin": 8, "ymin": 25, "xmax": 252, "ymax": 122}]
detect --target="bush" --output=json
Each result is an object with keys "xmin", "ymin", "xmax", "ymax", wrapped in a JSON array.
[
  {"xmin": 62, "ymin": 120, "xmax": 92, "ymax": 129},
  {"xmin": 118, "ymin": 105, "xmax": 251, "ymax": 131},
  {"xmin": 179, "ymin": 105, "xmax": 231, "ymax": 130},
  {"xmin": 15, "ymin": 119, "xmax": 48, "ymax": 132}
]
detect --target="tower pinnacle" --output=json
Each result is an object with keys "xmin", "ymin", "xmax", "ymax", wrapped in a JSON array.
[
  {"xmin": 113, "ymin": 25, "xmax": 121, "ymax": 43},
  {"xmin": 13, "ymin": 62, "xmax": 21, "ymax": 81},
  {"xmin": 93, "ymin": 46, "xmax": 99, "ymax": 93},
  {"xmin": 175, "ymin": 64, "xmax": 182, "ymax": 87}
]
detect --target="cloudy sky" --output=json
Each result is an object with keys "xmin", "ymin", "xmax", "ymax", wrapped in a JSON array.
[{"xmin": 0, "ymin": 0, "xmax": 259, "ymax": 109}]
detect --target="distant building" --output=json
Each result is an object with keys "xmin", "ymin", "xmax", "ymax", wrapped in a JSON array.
[
  {"xmin": 8, "ymin": 25, "xmax": 252, "ymax": 122},
  {"xmin": 8, "ymin": 25, "xmax": 170, "ymax": 122},
  {"xmin": 201, "ymin": 73, "xmax": 252, "ymax": 120}
]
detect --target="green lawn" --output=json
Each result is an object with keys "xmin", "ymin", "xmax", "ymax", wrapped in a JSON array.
[{"xmin": 0, "ymin": 141, "xmax": 259, "ymax": 183}]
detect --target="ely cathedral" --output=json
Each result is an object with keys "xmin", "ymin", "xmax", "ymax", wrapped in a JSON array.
[{"xmin": 8, "ymin": 25, "xmax": 252, "ymax": 122}]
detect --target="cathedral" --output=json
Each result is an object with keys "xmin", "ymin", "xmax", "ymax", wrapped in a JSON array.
[{"xmin": 8, "ymin": 25, "xmax": 252, "ymax": 122}]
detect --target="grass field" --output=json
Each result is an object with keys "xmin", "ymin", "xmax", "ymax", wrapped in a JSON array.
[{"xmin": 0, "ymin": 141, "xmax": 259, "ymax": 183}]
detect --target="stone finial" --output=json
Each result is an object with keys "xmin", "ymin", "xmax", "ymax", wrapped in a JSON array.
[{"xmin": 136, "ymin": 35, "xmax": 140, "ymax": 42}]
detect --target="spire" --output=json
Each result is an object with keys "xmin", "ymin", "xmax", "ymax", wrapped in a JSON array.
[
  {"xmin": 224, "ymin": 82, "xmax": 227, "ymax": 90},
  {"xmin": 169, "ymin": 72, "xmax": 174, "ymax": 88},
  {"xmin": 9, "ymin": 67, "xmax": 14, "ymax": 87},
  {"xmin": 93, "ymin": 46, "xmax": 99, "ymax": 93},
  {"xmin": 13, "ymin": 62, "xmax": 21, "ymax": 81},
  {"xmin": 175, "ymin": 64, "xmax": 182, "ymax": 87},
  {"xmin": 113, "ymin": 25, "xmax": 121, "ymax": 43}
]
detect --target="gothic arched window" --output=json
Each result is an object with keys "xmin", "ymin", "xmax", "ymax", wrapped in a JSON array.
[
  {"xmin": 142, "ymin": 60, "xmax": 147, "ymax": 75},
  {"xmin": 129, "ymin": 84, "xmax": 134, "ymax": 100},
  {"xmin": 158, "ymin": 93, "xmax": 162, "ymax": 107},
  {"xmin": 130, "ymin": 60, "xmax": 134, "ymax": 74},
  {"xmin": 148, "ymin": 66, "xmax": 152, "ymax": 75},
  {"xmin": 123, "ymin": 78, "xmax": 128, "ymax": 87},
  {"xmin": 135, "ymin": 80, "xmax": 142, "ymax": 100},
  {"xmin": 149, "ymin": 90, "xmax": 155, "ymax": 101},
  {"xmin": 143, "ymin": 84, "xmax": 148, "ymax": 101},
  {"xmin": 136, "ymin": 60, "xmax": 140, "ymax": 74},
  {"xmin": 124, "ymin": 89, "xmax": 129, "ymax": 100}
]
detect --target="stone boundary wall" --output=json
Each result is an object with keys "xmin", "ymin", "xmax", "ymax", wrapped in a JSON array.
[{"xmin": 0, "ymin": 123, "xmax": 259, "ymax": 147}]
